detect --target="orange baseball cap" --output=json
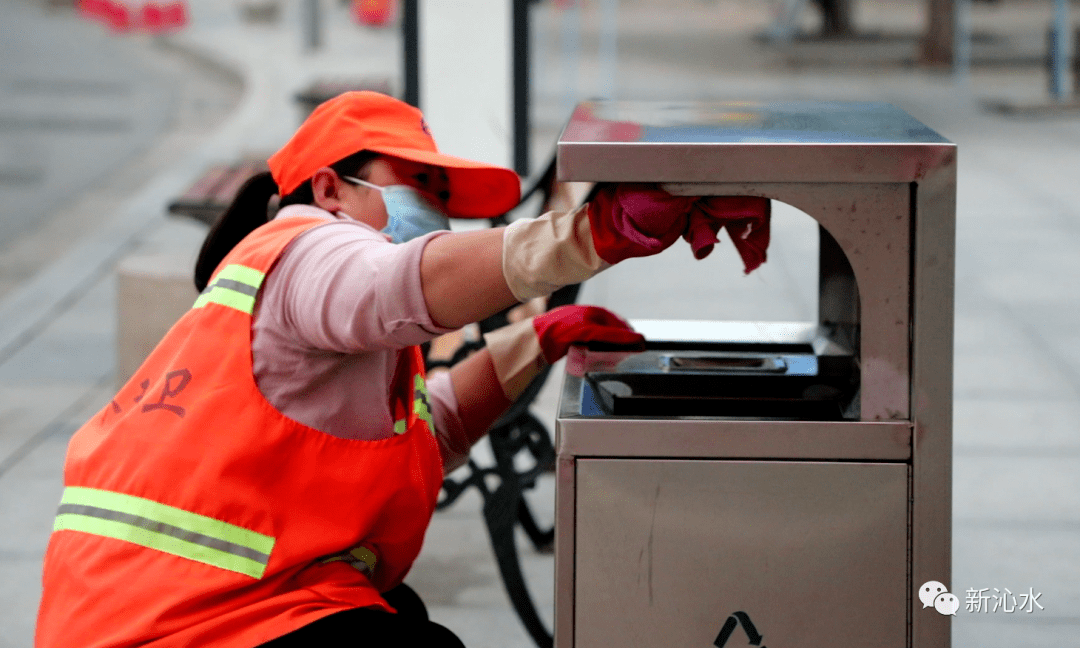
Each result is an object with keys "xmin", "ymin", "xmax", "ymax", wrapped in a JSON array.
[{"xmin": 268, "ymin": 91, "xmax": 521, "ymax": 218}]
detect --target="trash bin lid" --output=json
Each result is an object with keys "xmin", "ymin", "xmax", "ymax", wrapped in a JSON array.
[{"xmin": 557, "ymin": 100, "xmax": 954, "ymax": 184}]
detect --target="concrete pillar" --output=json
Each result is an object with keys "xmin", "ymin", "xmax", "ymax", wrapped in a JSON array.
[{"xmin": 116, "ymin": 254, "xmax": 197, "ymax": 387}]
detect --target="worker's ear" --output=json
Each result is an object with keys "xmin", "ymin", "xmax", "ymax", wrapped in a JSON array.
[{"xmin": 311, "ymin": 167, "xmax": 345, "ymax": 212}]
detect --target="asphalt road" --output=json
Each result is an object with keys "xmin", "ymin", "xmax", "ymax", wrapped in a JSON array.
[
  {"xmin": 0, "ymin": 0, "xmax": 239, "ymax": 299},
  {"xmin": 0, "ymin": 0, "xmax": 177, "ymax": 237}
]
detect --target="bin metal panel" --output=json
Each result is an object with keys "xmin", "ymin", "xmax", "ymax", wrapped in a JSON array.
[
  {"xmin": 557, "ymin": 416, "xmax": 912, "ymax": 461},
  {"xmin": 572, "ymin": 459, "xmax": 909, "ymax": 648},
  {"xmin": 910, "ymin": 143, "xmax": 957, "ymax": 648},
  {"xmin": 557, "ymin": 100, "xmax": 954, "ymax": 184}
]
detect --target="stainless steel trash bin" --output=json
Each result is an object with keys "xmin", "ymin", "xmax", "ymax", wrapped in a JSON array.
[{"xmin": 553, "ymin": 101, "xmax": 956, "ymax": 648}]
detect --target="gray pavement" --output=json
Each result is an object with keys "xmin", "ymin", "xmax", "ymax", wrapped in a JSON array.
[
  {"xmin": 0, "ymin": 0, "xmax": 1078, "ymax": 646},
  {"xmin": 0, "ymin": 0, "xmax": 172, "ymax": 248},
  {"xmin": 0, "ymin": 0, "xmax": 241, "ymax": 300}
]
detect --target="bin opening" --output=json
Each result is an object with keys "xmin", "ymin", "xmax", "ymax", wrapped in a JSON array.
[
  {"xmin": 660, "ymin": 354, "xmax": 787, "ymax": 372},
  {"xmin": 577, "ymin": 343, "xmax": 858, "ymax": 420},
  {"xmin": 644, "ymin": 340, "xmax": 815, "ymax": 354}
]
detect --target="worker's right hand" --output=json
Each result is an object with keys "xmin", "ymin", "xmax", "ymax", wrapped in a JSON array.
[{"xmin": 586, "ymin": 183, "xmax": 697, "ymax": 264}]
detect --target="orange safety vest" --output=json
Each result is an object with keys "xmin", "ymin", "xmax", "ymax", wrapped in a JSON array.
[{"xmin": 36, "ymin": 217, "xmax": 444, "ymax": 648}]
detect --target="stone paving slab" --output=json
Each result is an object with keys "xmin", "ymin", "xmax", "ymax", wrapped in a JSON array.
[
  {"xmin": 0, "ymin": 379, "xmax": 111, "ymax": 648},
  {"xmin": 954, "ymin": 396, "xmax": 1080, "ymax": 451}
]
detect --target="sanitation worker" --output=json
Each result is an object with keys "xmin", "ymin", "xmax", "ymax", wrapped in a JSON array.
[{"xmin": 34, "ymin": 91, "xmax": 743, "ymax": 647}]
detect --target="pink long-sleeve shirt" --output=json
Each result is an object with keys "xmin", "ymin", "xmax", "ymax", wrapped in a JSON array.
[{"xmin": 250, "ymin": 204, "xmax": 471, "ymax": 473}]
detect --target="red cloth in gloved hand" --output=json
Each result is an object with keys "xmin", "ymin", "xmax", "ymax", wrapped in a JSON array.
[
  {"xmin": 684, "ymin": 196, "xmax": 771, "ymax": 273},
  {"xmin": 532, "ymin": 305, "xmax": 645, "ymax": 364},
  {"xmin": 587, "ymin": 184, "xmax": 697, "ymax": 264}
]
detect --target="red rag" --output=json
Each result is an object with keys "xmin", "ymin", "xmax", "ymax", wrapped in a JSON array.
[{"xmin": 684, "ymin": 196, "xmax": 771, "ymax": 273}]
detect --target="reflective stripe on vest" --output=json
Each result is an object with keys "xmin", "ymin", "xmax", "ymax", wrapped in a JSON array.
[
  {"xmin": 391, "ymin": 375, "xmax": 435, "ymax": 436},
  {"xmin": 193, "ymin": 264, "xmax": 266, "ymax": 315},
  {"xmin": 413, "ymin": 375, "xmax": 435, "ymax": 434},
  {"xmin": 320, "ymin": 545, "xmax": 378, "ymax": 576},
  {"xmin": 53, "ymin": 487, "xmax": 275, "ymax": 579}
]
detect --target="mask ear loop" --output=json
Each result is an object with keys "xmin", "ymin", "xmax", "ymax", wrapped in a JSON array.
[
  {"xmin": 335, "ymin": 176, "xmax": 382, "ymax": 226},
  {"xmin": 342, "ymin": 176, "xmax": 383, "ymax": 192},
  {"xmin": 346, "ymin": 175, "xmax": 447, "ymax": 216}
]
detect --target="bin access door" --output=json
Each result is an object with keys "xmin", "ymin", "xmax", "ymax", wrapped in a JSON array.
[{"xmin": 574, "ymin": 459, "xmax": 909, "ymax": 648}]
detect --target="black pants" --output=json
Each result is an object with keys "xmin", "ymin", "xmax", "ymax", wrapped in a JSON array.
[{"xmin": 259, "ymin": 584, "xmax": 464, "ymax": 647}]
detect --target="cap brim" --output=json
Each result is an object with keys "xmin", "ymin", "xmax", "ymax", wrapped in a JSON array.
[{"xmin": 371, "ymin": 146, "xmax": 521, "ymax": 219}]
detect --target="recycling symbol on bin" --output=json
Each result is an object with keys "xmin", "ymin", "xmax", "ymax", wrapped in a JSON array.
[{"xmin": 713, "ymin": 611, "xmax": 766, "ymax": 648}]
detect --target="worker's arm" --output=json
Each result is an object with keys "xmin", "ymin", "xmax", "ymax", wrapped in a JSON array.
[
  {"xmin": 446, "ymin": 347, "xmax": 513, "ymax": 449},
  {"xmin": 444, "ymin": 305, "xmax": 645, "ymax": 455},
  {"xmin": 419, "ymin": 227, "xmax": 518, "ymax": 329},
  {"xmin": 419, "ymin": 184, "xmax": 701, "ymax": 329}
]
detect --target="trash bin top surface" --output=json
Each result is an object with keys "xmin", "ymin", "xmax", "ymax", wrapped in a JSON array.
[{"xmin": 557, "ymin": 100, "xmax": 955, "ymax": 184}]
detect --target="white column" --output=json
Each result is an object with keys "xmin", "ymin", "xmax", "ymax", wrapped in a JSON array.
[
  {"xmin": 419, "ymin": 0, "xmax": 513, "ymax": 168},
  {"xmin": 598, "ymin": 0, "xmax": 618, "ymax": 99},
  {"xmin": 560, "ymin": 1, "xmax": 581, "ymax": 117}
]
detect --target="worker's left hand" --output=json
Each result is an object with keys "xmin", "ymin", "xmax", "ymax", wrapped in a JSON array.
[
  {"xmin": 532, "ymin": 305, "xmax": 645, "ymax": 363},
  {"xmin": 483, "ymin": 305, "xmax": 644, "ymax": 401}
]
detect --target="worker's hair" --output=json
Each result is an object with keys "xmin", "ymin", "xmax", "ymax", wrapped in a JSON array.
[{"xmin": 194, "ymin": 150, "xmax": 380, "ymax": 292}]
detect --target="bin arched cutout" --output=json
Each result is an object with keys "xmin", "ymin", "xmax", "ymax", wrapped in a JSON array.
[
  {"xmin": 659, "ymin": 182, "xmax": 909, "ymax": 423},
  {"xmin": 577, "ymin": 194, "xmax": 867, "ymax": 422}
]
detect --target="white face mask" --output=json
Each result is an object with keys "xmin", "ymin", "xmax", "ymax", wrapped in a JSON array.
[{"xmin": 343, "ymin": 176, "xmax": 450, "ymax": 243}]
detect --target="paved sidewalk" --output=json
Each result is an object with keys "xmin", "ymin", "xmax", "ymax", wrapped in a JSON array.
[{"xmin": 1, "ymin": 1, "xmax": 1078, "ymax": 646}]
